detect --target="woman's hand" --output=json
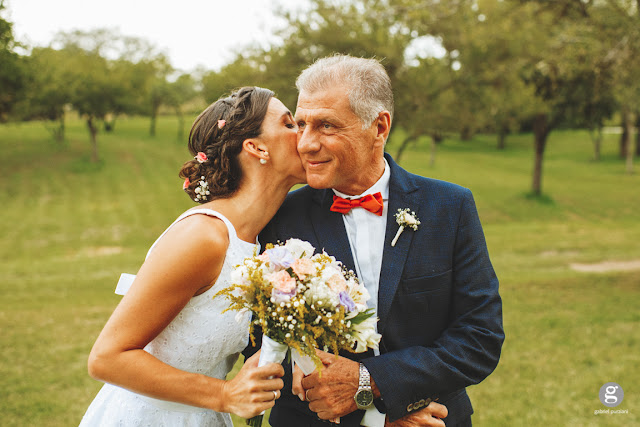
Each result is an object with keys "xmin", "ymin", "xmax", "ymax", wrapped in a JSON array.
[{"xmin": 221, "ymin": 352, "xmax": 285, "ymax": 418}]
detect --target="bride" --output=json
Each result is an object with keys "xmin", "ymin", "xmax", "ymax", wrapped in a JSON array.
[{"xmin": 80, "ymin": 86, "xmax": 305, "ymax": 426}]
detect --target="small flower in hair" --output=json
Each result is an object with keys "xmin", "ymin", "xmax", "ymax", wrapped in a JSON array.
[
  {"xmin": 194, "ymin": 176, "xmax": 210, "ymax": 202},
  {"xmin": 183, "ymin": 178, "xmax": 190, "ymax": 190},
  {"xmin": 195, "ymin": 152, "xmax": 208, "ymax": 163},
  {"xmin": 218, "ymin": 120, "xmax": 226, "ymax": 129}
]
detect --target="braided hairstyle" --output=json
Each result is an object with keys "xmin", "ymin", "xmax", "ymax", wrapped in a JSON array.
[{"xmin": 179, "ymin": 87, "xmax": 274, "ymax": 202}]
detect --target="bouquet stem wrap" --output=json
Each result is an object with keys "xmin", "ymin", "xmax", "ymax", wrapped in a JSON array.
[{"xmin": 247, "ymin": 336, "xmax": 316, "ymax": 426}]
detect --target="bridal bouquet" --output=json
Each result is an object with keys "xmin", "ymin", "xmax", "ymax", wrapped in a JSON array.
[{"xmin": 215, "ymin": 238, "xmax": 381, "ymax": 426}]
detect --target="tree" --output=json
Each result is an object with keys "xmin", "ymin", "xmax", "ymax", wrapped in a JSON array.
[
  {"xmin": 0, "ymin": 0, "xmax": 26, "ymax": 121},
  {"xmin": 501, "ymin": 1, "xmax": 616, "ymax": 194},
  {"xmin": 594, "ymin": 0, "xmax": 640, "ymax": 172},
  {"xmin": 64, "ymin": 47, "xmax": 125, "ymax": 162},
  {"xmin": 55, "ymin": 29, "xmax": 172, "ymax": 136},
  {"xmin": 166, "ymin": 74, "xmax": 197, "ymax": 141},
  {"xmin": 393, "ymin": 57, "xmax": 457, "ymax": 165},
  {"xmin": 20, "ymin": 47, "xmax": 75, "ymax": 142}
]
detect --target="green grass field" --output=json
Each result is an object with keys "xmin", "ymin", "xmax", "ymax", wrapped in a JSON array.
[{"xmin": 1, "ymin": 116, "xmax": 638, "ymax": 426}]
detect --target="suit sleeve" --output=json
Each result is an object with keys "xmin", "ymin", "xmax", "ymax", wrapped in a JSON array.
[{"xmin": 364, "ymin": 189, "xmax": 504, "ymax": 422}]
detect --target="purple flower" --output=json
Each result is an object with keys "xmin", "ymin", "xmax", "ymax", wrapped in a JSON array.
[
  {"xmin": 265, "ymin": 247, "xmax": 294, "ymax": 269},
  {"xmin": 338, "ymin": 291, "xmax": 356, "ymax": 312},
  {"xmin": 272, "ymin": 288, "xmax": 296, "ymax": 304}
]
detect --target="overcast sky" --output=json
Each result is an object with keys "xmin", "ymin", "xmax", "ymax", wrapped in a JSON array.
[{"xmin": 5, "ymin": 0, "xmax": 295, "ymax": 72}]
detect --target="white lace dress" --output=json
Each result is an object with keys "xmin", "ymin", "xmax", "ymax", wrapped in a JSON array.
[{"xmin": 79, "ymin": 209, "xmax": 258, "ymax": 427}]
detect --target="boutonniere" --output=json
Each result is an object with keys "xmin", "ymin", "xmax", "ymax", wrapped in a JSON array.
[{"xmin": 391, "ymin": 208, "xmax": 420, "ymax": 247}]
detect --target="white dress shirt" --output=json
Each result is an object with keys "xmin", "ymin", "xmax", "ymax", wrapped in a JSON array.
[{"xmin": 332, "ymin": 159, "xmax": 390, "ymax": 427}]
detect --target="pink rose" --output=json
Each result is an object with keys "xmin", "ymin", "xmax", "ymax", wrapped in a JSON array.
[
  {"xmin": 291, "ymin": 258, "xmax": 315, "ymax": 280},
  {"xmin": 217, "ymin": 120, "xmax": 226, "ymax": 129},
  {"xmin": 195, "ymin": 152, "xmax": 208, "ymax": 163},
  {"xmin": 269, "ymin": 270, "xmax": 297, "ymax": 294},
  {"xmin": 182, "ymin": 178, "xmax": 190, "ymax": 190},
  {"xmin": 258, "ymin": 253, "xmax": 270, "ymax": 263},
  {"xmin": 327, "ymin": 273, "xmax": 348, "ymax": 293}
]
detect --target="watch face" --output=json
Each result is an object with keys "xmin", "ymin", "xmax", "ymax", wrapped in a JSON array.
[{"xmin": 355, "ymin": 389, "xmax": 374, "ymax": 408}]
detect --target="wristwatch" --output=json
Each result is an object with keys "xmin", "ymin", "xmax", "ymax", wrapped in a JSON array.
[{"xmin": 354, "ymin": 363, "xmax": 374, "ymax": 409}]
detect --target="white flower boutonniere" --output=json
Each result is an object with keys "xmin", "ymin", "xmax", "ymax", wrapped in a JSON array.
[{"xmin": 391, "ymin": 208, "xmax": 421, "ymax": 247}]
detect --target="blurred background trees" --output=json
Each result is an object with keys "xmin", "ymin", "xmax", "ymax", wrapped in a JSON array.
[{"xmin": 1, "ymin": 0, "xmax": 638, "ymax": 190}]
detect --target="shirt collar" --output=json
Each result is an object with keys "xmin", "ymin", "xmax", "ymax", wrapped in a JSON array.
[{"xmin": 333, "ymin": 158, "xmax": 390, "ymax": 201}]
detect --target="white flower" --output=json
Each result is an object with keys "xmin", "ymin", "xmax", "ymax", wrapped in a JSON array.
[
  {"xmin": 284, "ymin": 238, "xmax": 316, "ymax": 259},
  {"xmin": 230, "ymin": 266, "xmax": 248, "ymax": 285},
  {"xmin": 391, "ymin": 208, "xmax": 421, "ymax": 247},
  {"xmin": 351, "ymin": 316, "xmax": 382, "ymax": 353},
  {"xmin": 403, "ymin": 212, "xmax": 418, "ymax": 226}
]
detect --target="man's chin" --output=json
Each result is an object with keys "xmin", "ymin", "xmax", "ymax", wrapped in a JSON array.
[{"xmin": 304, "ymin": 174, "xmax": 332, "ymax": 190}]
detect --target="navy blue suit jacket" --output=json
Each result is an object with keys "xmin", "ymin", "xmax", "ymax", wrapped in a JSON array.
[{"xmin": 255, "ymin": 153, "xmax": 504, "ymax": 426}]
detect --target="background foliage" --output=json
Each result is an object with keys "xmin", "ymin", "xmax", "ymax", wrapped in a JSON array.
[{"xmin": 1, "ymin": 0, "xmax": 639, "ymax": 425}]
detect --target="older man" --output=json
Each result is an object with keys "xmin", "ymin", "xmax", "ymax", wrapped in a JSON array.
[{"xmin": 258, "ymin": 55, "xmax": 504, "ymax": 427}]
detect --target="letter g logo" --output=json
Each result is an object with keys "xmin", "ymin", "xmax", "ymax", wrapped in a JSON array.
[{"xmin": 599, "ymin": 383, "xmax": 624, "ymax": 408}]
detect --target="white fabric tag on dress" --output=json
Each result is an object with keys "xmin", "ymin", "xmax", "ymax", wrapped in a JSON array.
[{"xmin": 115, "ymin": 273, "xmax": 136, "ymax": 295}]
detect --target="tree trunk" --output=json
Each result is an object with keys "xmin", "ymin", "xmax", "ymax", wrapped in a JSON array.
[
  {"xmin": 532, "ymin": 113, "xmax": 549, "ymax": 196},
  {"xmin": 46, "ymin": 115, "xmax": 65, "ymax": 144},
  {"xmin": 589, "ymin": 126, "xmax": 602, "ymax": 162},
  {"xmin": 395, "ymin": 135, "xmax": 415, "ymax": 164},
  {"xmin": 57, "ymin": 115, "xmax": 65, "ymax": 143},
  {"xmin": 87, "ymin": 117, "xmax": 99, "ymax": 163},
  {"xmin": 620, "ymin": 116, "xmax": 629, "ymax": 158},
  {"xmin": 149, "ymin": 111, "xmax": 157, "ymax": 137},
  {"xmin": 460, "ymin": 126, "xmax": 473, "ymax": 141},
  {"xmin": 623, "ymin": 108, "xmax": 635, "ymax": 174},
  {"xmin": 497, "ymin": 125, "xmax": 507, "ymax": 150},
  {"xmin": 429, "ymin": 135, "xmax": 438, "ymax": 167}
]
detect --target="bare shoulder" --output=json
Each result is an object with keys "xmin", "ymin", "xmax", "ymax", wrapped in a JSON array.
[
  {"xmin": 160, "ymin": 213, "xmax": 231, "ymax": 259},
  {"xmin": 139, "ymin": 213, "xmax": 232, "ymax": 294}
]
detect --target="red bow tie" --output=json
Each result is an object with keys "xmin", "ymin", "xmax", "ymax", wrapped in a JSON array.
[{"xmin": 330, "ymin": 192, "xmax": 384, "ymax": 216}]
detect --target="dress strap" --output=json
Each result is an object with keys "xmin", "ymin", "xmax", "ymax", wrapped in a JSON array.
[
  {"xmin": 145, "ymin": 209, "xmax": 238, "ymax": 260},
  {"xmin": 115, "ymin": 209, "xmax": 241, "ymax": 296}
]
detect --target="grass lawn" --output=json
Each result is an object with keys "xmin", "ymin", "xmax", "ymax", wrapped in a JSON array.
[{"xmin": 1, "ymin": 117, "xmax": 638, "ymax": 426}]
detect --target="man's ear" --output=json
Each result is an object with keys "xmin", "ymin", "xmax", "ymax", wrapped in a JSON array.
[{"xmin": 374, "ymin": 111, "xmax": 392, "ymax": 146}]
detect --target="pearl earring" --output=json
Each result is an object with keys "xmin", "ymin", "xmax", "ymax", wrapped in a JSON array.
[{"xmin": 259, "ymin": 151, "xmax": 269, "ymax": 165}]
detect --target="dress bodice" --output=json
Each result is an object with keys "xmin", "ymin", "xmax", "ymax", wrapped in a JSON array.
[
  {"xmin": 142, "ymin": 209, "xmax": 258, "ymax": 381},
  {"xmin": 80, "ymin": 208, "xmax": 259, "ymax": 426}
]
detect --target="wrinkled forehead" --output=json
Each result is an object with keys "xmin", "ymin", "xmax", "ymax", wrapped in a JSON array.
[{"xmin": 295, "ymin": 87, "xmax": 352, "ymax": 119}]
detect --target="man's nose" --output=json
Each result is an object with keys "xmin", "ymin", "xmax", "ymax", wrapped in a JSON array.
[{"xmin": 297, "ymin": 127, "xmax": 319, "ymax": 153}]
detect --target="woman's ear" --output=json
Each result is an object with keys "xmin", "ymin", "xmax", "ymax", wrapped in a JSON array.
[{"xmin": 242, "ymin": 139, "xmax": 269, "ymax": 161}]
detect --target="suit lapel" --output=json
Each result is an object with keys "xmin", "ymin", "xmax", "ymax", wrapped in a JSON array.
[
  {"xmin": 309, "ymin": 189, "xmax": 357, "ymax": 273},
  {"xmin": 377, "ymin": 154, "xmax": 420, "ymax": 335}
]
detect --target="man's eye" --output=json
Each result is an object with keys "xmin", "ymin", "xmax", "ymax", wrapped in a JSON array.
[
  {"xmin": 323, "ymin": 123, "xmax": 332, "ymax": 129},
  {"xmin": 297, "ymin": 122, "xmax": 306, "ymax": 129},
  {"xmin": 286, "ymin": 123, "xmax": 296, "ymax": 129}
]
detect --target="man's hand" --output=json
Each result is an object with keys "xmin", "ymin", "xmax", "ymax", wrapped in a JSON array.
[
  {"xmin": 385, "ymin": 402, "xmax": 448, "ymax": 427},
  {"xmin": 300, "ymin": 351, "xmax": 372, "ymax": 420}
]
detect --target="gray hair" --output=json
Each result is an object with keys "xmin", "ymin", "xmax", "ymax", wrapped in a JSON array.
[{"xmin": 295, "ymin": 55, "xmax": 394, "ymax": 128}]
